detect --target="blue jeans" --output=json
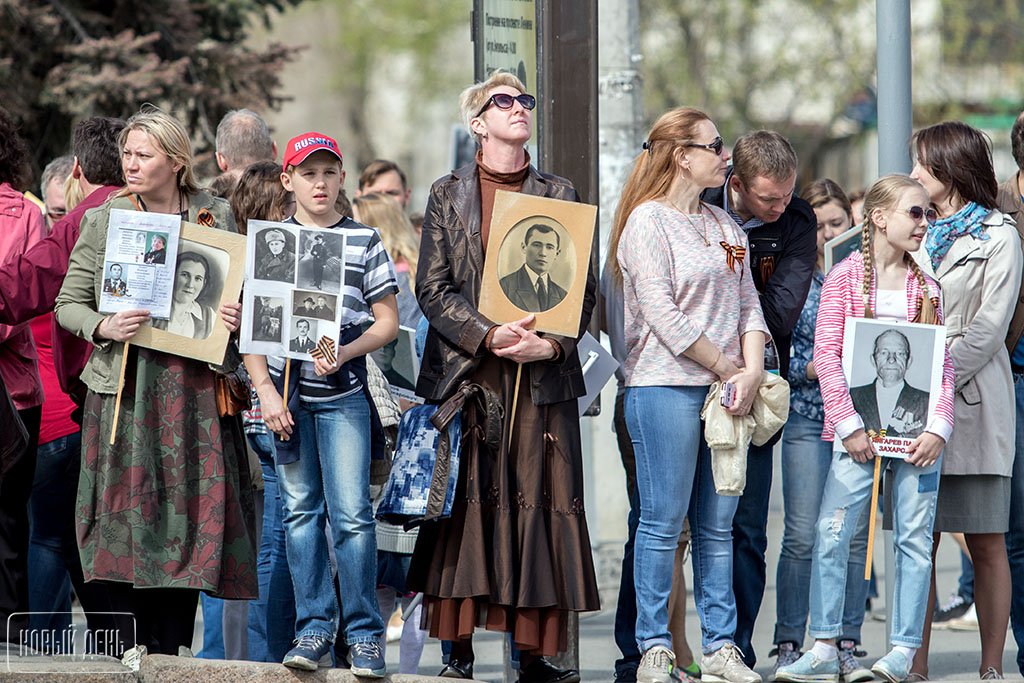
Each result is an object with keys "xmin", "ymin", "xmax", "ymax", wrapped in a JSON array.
[
  {"xmin": 1006, "ymin": 371, "xmax": 1024, "ymax": 675},
  {"xmin": 27, "ymin": 433, "xmax": 81, "ymax": 636},
  {"xmin": 628, "ymin": 386, "xmax": 739, "ymax": 655},
  {"xmin": 775, "ymin": 412, "xmax": 869, "ymax": 646},
  {"xmin": 810, "ymin": 451, "xmax": 940, "ymax": 647},
  {"xmin": 198, "ymin": 594, "xmax": 226, "ymax": 658},
  {"xmin": 277, "ymin": 392, "xmax": 384, "ymax": 645},
  {"xmin": 246, "ymin": 431, "xmax": 297, "ymax": 662},
  {"xmin": 957, "ymin": 550, "xmax": 975, "ymax": 602}
]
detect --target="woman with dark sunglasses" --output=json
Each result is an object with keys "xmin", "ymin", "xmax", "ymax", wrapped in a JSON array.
[
  {"xmin": 906, "ymin": 121, "xmax": 1023, "ymax": 681},
  {"xmin": 607, "ymin": 106, "xmax": 768, "ymax": 683},
  {"xmin": 406, "ymin": 70, "xmax": 599, "ymax": 683}
]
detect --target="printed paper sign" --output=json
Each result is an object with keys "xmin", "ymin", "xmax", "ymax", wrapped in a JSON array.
[{"xmin": 99, "ymin": 208, "xmax": 181, "ymax": 319}]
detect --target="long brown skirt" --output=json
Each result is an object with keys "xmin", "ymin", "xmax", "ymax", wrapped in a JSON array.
[{"xmin": 407, "ymin": 355, "xmax": 601, "ymax": 656}]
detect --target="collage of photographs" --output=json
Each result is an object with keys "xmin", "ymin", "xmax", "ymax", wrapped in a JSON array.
[{"xmin": 240, "ymin": 219, "xmax": 346, "ymax": 360}]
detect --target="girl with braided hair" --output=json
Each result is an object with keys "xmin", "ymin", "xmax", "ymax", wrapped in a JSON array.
[
  {"xmin": 770, "ymin": 179, "xmax": 874, "ymax": 683},
  {"xmin": 775, "ymin": 174, "xmax": 954, "ymax": 683}
]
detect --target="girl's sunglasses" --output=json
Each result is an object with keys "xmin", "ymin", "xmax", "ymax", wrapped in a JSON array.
[
  {"xmin": 684, "ymin": 136, "xmax": 725, "ymax": 155},
  {"xmin": 475, "ymin": 93, "xmax": 537, "ymax": 117},
  {"xmin": 905, "ymin": 205, "xmax": 938, "ymax": 224}
]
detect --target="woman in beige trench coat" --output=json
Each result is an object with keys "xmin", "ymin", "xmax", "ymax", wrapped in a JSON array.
[{"xmin": 908, "ymin": 121, "xmax": 1023, "ymax": 680}]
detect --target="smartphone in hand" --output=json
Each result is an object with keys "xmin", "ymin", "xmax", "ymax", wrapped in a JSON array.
[{"xmin": 720, "ymin": 382, "xmax": 736, "ymax": 408}]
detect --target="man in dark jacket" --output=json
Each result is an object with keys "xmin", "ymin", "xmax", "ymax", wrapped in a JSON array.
[
  {"xmin": 999, "ymin": 109, "xmax": 1024, "ymax": 676},
  {"xmin": 702, "ymin": 129, "xmax": 817, "ymax": 667}
]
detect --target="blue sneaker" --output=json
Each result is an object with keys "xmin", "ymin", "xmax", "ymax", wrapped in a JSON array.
[
  {"xmin": 870, "ymin": 650, "xmax": 910, "ymax": 683},
  {"xmin": 774, "ymin": 651, "xmax": 840, "ymax": 683},
  {"xmin": 348, "ymin": 641, "xmax": 387, "ymax": 678},
  {"xmin": 283, "ymin": 633, "xmax": 333, "ymax": 670}
]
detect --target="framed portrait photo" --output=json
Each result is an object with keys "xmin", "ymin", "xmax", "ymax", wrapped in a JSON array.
[
  {"xmin": 824, "ymin": 226, "xmax": 861, "ymax": 273},
  {"xmin": 839, "ymin": 318, "xmax": 947, "ymax": 458},
  {"xmin": 129, "ymin": 221, "xmax": 246, "ymax": 364},
  {"xmin": 370, "ymin": 325, "xmax": 420, "ymax": 402},
  {"xmin": 478, "ymin": 190, "xmax": 597, "ymax": 337}
]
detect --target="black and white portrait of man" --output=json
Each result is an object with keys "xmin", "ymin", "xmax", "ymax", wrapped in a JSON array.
[
  {"xmin": 850, "ymin": 329, "xmax": 930, "ymax": 438},
  {"xmin": 498, "ymin": 223, "xmax": 570, "ymax": 313}
]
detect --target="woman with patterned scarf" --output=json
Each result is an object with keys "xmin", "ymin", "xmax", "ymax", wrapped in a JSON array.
[{"xmin": 908, "ymin": 121, "xmax": 1024, "ymax": 681}]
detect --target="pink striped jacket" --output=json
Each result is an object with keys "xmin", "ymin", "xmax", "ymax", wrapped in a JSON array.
[{"xmin": 813, "ymin": 252, "xmax": 955, "ymax": 443}]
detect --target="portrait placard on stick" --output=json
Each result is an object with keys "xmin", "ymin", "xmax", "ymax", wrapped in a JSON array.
[
  {"xmin": 240, "ymin": 219, "xmax": 346, "ymax": 361},
  {"xmin": 478, "ymin": 191, "xmax": 597, "ymax": 337},
  {"xmin": 370, "ymin": 325, "xmax": 420, "ymax": 402},
  {"xmin": 129, "ymin": 221, "xmax": 247, "ymax": 364},
  {"xmin": 99, "ymin": 208, "xmax": 181, "ymax": 318},
  {"xmin": 824, "ymin": 226, "xmax": 861, "ymax": 273},
  {"xmin": 838, "ymin": 317, "xmax": 947, "ymax": 458}
]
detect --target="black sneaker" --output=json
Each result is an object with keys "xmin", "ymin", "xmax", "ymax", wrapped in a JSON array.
[
  {"xmin": 932, "ymin": 593, "xmax": 971, "ymax": 627},
  {"xmin": 283, "ymin": 633, "xmax": 333, "ymax": 670}
]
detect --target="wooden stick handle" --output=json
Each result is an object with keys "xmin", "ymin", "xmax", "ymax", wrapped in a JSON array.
[
  {"xmin": 865, "ymin": 455, "xmax": 882, "ymax": 580},
  {"xmin": 506, "ymin": 363, "xmax": 523, "ymax": 452},
  {"xmin": 109, "ymin": 342, "xmax": 131, "ymax": 445},
  {"xmin": 280, "ymin": 359, "xmax": 291, "ymax": 441}
]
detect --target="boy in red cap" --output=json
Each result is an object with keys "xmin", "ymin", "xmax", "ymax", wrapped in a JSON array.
[{"xmin": 243, "ymin": 131, "xmax": 399, "ymax": 675}]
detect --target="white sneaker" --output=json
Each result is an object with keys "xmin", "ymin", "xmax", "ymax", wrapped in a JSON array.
[
  {"xmin": 703, "ymin": 643, "xmax": 762, "ymax": 683},
  {"xmin": 946, "ymin": 603, "xmax": 979, "ymax": 631},
  {"xmin": 638, "ymin": 645, "xmax": 682, "ymax": 683}
]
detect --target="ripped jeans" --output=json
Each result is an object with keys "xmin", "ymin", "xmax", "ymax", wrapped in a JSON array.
[{"xmin": 809, "ymin": 451, "xmax": 940, "ymax": 648}]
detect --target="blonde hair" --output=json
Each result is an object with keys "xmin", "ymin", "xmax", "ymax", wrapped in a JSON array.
[
  {"xmin": 116, "ymin": 105, "xmax": 199, "ymax": 198},
  {"xmin": 607, "ymin": 107, "xmax": 712, "ymax": 281},
  {"xmin": 859, "ymin": 174, "xmax": 938, "ymax": 324},
  {"xmin": 352, "ymin": 192, "xmax": 420, "ymax": 292},
  {"xmin": 459, "ymin": 71, "xmax": 528, "ymax": 143},
  {"xmin": 62, "ymin": 174, "xmax": 85, "ymax": 214}
]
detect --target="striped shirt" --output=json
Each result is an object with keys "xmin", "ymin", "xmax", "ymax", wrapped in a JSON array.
[
  {"xmin": 268, "ymin": 216, "xmax": 398, "ymax": 402},
  {"xmin": 243, "ymin": 385, "xmax": 266, "ymax": 435},
  {"xmin": 618, "ymin": 200, "xmax": 769, "ymax": 386},
  {"xmin": 813, "ymin": 252, "xmax": 954, "ymax": 442}
]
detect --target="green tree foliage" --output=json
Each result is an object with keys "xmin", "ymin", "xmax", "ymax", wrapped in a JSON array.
[
  {"xmin": 941, "ymin": 0, "xmax": 1024, "ymax": 66},
  {"xmin": 638, "ymin": 0, "xmax": 875, "ymax": 144},
  {"xmin": 314, "ymin": 0, "xmax": 469, "ymax": 167},
  {"xmin": 0, "ymin": 0, "xmax": 303, "ymax": 183}
]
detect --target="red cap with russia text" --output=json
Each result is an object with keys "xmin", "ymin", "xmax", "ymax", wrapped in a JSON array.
[{"xmin": 283, "ymin": 132, "xmax": 343, "ymax": 170}]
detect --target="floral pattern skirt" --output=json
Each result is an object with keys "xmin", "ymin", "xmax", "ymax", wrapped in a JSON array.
[{"xmin": 77, "ymin": 347, "xmax": 258, "ymax": 599}]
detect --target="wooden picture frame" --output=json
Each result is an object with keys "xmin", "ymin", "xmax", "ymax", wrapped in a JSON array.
[
  {"xmin": 130, "ymin": 221, "xmax": 246, "ymax": 364},
  {"xmin": 824, "ymin": 226, "xmax": 861, "ymax": 272},
  {"xmin": 478, "ymin": 190, "xmax": 597, "ymax": 337}
]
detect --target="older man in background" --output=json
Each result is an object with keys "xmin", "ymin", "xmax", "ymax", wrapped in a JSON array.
[
  {"xmin": 39, "ymin": 156, "xmax": 74, "ymax": 227},
  {"xmin": 211, "ymin": 109, "xmax": 278, "ymax": 195}
]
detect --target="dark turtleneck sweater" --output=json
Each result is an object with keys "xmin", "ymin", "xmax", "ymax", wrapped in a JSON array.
[{"xmin": 477, "ymin": 149, "xmax": 530, "ymax": 254}]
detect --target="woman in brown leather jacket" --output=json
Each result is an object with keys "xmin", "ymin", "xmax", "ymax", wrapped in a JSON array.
[{"xmin": 407, "ymin": 71, "xmax": 600, "ymax": 682}]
